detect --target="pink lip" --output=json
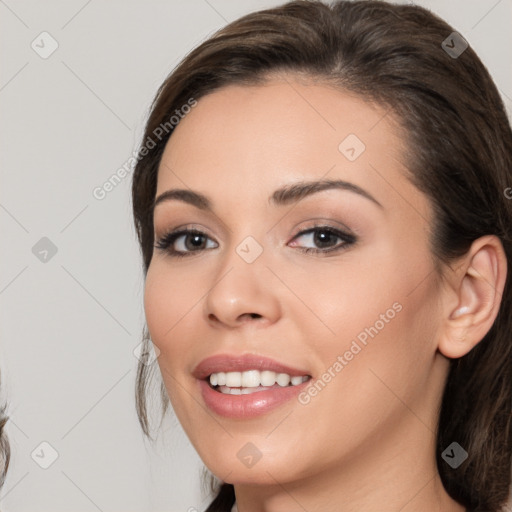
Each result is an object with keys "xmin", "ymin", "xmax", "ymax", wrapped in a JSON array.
[
  {"xmin": 192, "ymin": 353, "xmax": 310, "ymax": 380},
  {"xmin": 193, "ymin": 353, "xmax": 312, "ymax": 419}
]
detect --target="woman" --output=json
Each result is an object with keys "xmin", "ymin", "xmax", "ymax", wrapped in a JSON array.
[{"xmin": 131, "ymin": 1, "xmax": 512, "ymax": 510}]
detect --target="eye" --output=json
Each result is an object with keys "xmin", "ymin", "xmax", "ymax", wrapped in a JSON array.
[
  {"xmin": 289, "ymin": 225, "xmax": 356, "ymax": 255},
  {"xmin": 154, "ymin": 228, "xmax": 218, "ymax": 258}
]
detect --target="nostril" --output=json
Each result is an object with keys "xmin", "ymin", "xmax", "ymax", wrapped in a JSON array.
[{"xmin": 241, "ymin": 313, "xmax": 262, "ymax": 320}]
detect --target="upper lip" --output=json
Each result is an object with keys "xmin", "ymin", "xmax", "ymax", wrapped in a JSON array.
[{"xmin": 192, "ymin": 353, "xmax": 311, "ymax": 380}]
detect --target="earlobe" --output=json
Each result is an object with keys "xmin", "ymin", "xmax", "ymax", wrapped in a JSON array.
[{"xmin": 438, "ymin": 236, "xmax": 507, "ymax": 360}]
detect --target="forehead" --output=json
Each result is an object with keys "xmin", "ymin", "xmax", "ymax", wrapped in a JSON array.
[
  {"xmin": 163, "ymin": 78, "xmax": 399, "ymax": 167},
  {"xmin": 155, "ymin": 78, "xmax": 429, "ymax": 224}
]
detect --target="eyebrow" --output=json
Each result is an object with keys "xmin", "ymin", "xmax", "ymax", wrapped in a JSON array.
[{"xmin": 152, "ymin": 179, "xmax": 383, "ymax": 213}]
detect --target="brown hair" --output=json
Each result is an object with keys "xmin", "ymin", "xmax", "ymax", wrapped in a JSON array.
[
  {"xmin": 131, "ymin": 1, "xmax": 512, "ymax": 510},
  {"xmin": 0, "ymin": 377, "xmax": 10, "ymax": 490}
]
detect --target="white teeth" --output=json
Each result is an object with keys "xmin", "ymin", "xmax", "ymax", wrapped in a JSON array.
[
  {"xmin": 291, "ymin": 376, "xmax": 303, "ymax": 386},
  {"xmin": 240, "ymin": 386, "xmax": 262, "ymax": 395},
  {"xmin": 241, "ymin": 370, "xmax": 260, "ymax": 387},
  {"xmin": 260, "ymin": 370, "xmax": 276, "ymax": 387},
  {"xmin": 218, "ymin": 385, "xmax": 272, "ymax": 395},
  {"xmin": 208, "ymin": 370, "xmax": 309, "ymax": 390},
  {"xmin": 276, "ymin": 373, "xmax": 290, "ymax": 386},
  {"xmin": 225, "ymin": 372, "xmax": 242, "ymax": 387}
]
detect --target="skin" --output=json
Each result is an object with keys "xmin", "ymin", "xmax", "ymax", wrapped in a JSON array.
[{"xmin": 144, "ymin": 74, "xmax": 506, "ymax": 512}]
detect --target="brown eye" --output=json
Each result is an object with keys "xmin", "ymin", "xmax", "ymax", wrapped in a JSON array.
[
  {"xmin": 154, "ymin": 229, "xmax": 218, "ymax": 258},
  {"xmin": 289, "ymin": 226, "xmax": 356, "ymax": 254}
]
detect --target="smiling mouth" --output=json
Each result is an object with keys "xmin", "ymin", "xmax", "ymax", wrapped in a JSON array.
[{"xmin": 207, "ymin": 369, "xmax": 311, "ymax": 395}]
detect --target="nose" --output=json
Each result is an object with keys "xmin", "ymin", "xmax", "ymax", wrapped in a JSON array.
[{"xmin": 203, "ymin": 248, "xmax": 282, "ymax": 329}]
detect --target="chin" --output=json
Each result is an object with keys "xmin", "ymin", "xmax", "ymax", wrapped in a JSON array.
[{"xmin": 195, "ymin": 439, "xmax": 314, "ymax": 487}]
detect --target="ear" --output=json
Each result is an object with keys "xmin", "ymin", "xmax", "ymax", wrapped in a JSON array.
[{"xmin": 438, "ymin": 235, "xmax": 508, "ymax": 359}]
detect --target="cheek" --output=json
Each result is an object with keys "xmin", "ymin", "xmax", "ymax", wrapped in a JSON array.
[
  {"xmin": 283, "ymin": 249, "xmax": 407, "ymax": 349},
  {"xmin": 142, "ymin": 262, "xmax": 199, "ymax": 405},
  {"xmin": 143, "ymin": 263, "xmax": 202, "ymax": 420},
  {"xmin": 304, "ymin": 241, "xmax": 439, "ymax": 389},
  {"xmin": 143, "ymin": 261, "xmax": 198, "ymax": 349},
  {"xmin": 282, "ymin": 262, "xmax": 440, "ymax": 466}
]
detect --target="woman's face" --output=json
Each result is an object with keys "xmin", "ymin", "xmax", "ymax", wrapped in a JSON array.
[{"xmin": 144, "ymin": 76, "xmax": 449, "ymax": 486}]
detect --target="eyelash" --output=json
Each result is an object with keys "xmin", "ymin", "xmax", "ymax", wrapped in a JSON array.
[{"xmin": 154, "ymin": 223, "xmax": 357, "ymax": 259}]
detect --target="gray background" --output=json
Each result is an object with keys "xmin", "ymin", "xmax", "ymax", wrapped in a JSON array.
[{"xmin": 1, "ymin": 1, "xmax": 511, "ymax": 511}]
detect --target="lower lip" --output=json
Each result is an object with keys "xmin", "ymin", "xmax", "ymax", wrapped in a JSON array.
[{"xmin": 198, "ymin": 379, "xmax": 310, "ymax": 419}]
